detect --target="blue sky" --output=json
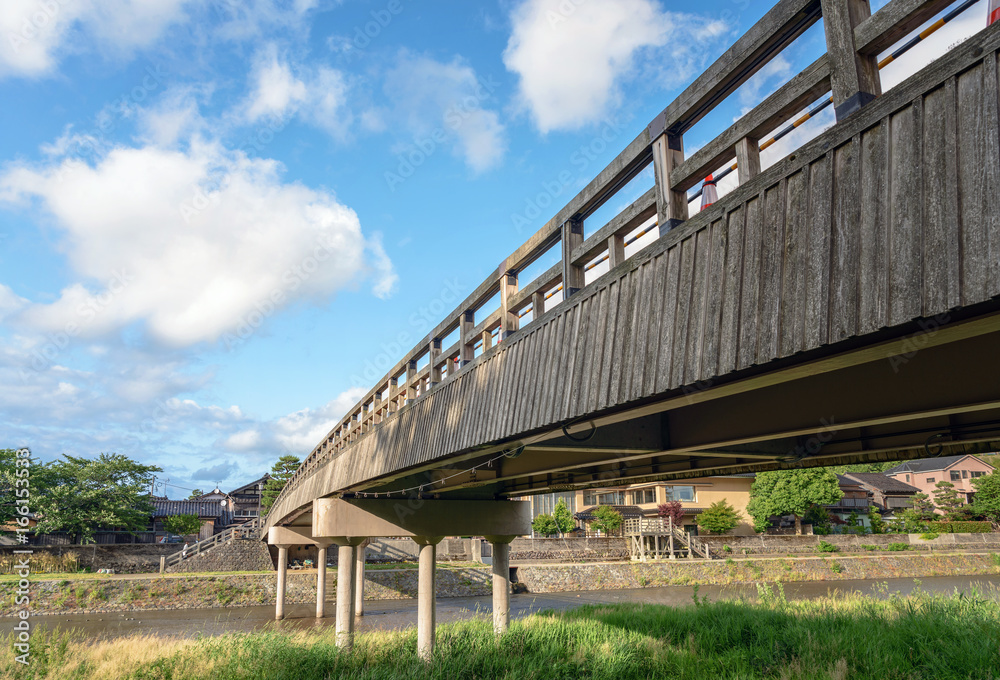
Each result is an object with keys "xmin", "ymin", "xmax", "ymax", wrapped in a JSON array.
[{"xmin": 0, "ymin": 0, "xmax": 987, "ymax": 498}]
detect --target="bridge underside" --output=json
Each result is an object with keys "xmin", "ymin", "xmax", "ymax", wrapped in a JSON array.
[{"xmin": 353, "ymin": 306, "xmax": 1000, "ymax": 504}]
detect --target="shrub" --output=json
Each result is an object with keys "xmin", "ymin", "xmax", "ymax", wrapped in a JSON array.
[
  {"xmin": 696, "ymin": 500, "xmax": 741, "ymax": 535},
  {"xmin": 723, "ymin": 544, "xmax": 733, "ymax": 553},
  {"xmin": 830, "ymin": 561, "xmax": 843, "ymax": 573},
  {"xmin": 860, "ymin": 544, "xmax": 878, "ymax": 551},
  {"xmin": 919, "ymin": 532, "xmax": 940, "ymax": 541},
  {"xmin": 887, "ymin": 542, "xmax": 910, "ymax": 551},
  {"xmin": 817, "ymin": 540, "xmax": 839, "ymax": 553},
  {"xmin": 929, "ymin": 521, "xmax": 992, "ymax": 534}
]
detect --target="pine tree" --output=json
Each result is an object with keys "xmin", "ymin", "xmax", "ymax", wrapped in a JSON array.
[
  {"xmin": 932, "ymin": 481, "xmax": 965, "ymax": 520},
  {"xmin": 261, "ymin": 455, "xmax": 301, "ymax": 513}
]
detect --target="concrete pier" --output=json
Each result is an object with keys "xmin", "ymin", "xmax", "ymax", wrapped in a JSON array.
[
  {"xmin": 275, "ymin": 546, "xmax": 289, "ymax": 621},
  {"xmin": 354, "ymin": 540, "xmax": 366, "ymax": 617},
  {"xmin": 335, "ymin": 543, "xmax": 357, "ymax": 649},
  {"xmin": 415, "ymin": 538, "xmax": 441, "ymax": 661},
  {"xmin": 316, "ymin": 546, "xmax": 328, "ymax": 619},
  {"xmin": 488, "ymin": 538, "xmax": 513, "ymax": 635}
]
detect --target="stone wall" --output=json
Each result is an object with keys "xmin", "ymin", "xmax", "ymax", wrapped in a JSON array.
[
  {"xmin": 167, "ymin": 538, "xmax": 274, "ymax": 573},
  {"xmin": 516, "ymin": 552, "xmax": 1000, "ymax": 593},
  {"xmin": 698, "ymin": 532, "xmax": 1000, "ymax": 555},
  {"xmin": 0, "ymin": 545, "xmax": 178, "ymax": 574},
  {"xmin": 509, "ymin": 537, "xmax": 627, "ymax": 562},
  {"xmin": 0, "ymin": 567, "xmax": 492, "ymax": 617}
]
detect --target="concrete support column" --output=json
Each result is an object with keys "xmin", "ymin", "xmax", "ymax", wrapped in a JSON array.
[
  {"xmin": 485, "ymin": 535, "xmax": 516, "ymax": 636},
  {"xmin": 275, "ymin": 545, "xmax": 291, "ymax": 621},
  {"xmin": 316, "ymin": 546, "xmax": 328, "ymax": 619},
  {"xmin": 415, "ymin": 536, "xmax": 443, "ymax": 661},
  {"xmin": 335, "ymin": 542, "xmax": 357, "ymax": 649},
  {"xmin": 354, "ymin": 539, "xmax": 367, "ymax": 617}
]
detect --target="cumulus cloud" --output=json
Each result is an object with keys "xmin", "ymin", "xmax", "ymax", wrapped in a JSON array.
[
  {"xmin": 0, "ymin": 0, "xmax": 195, "ymax": 78},
  {"xmin": 240, "ymin": 44, "xmax": 354, "ymax": 141},
  {"xmin": 0, "ymin": 133, "xmax": 396, "ymax": 347},
  {"xmin": 503, "ymin": 0, "xmax": 729, "ymax": 132},
  {"xmin": 384, "ymin": 53, "xmax": 506, "ymax": 172}
]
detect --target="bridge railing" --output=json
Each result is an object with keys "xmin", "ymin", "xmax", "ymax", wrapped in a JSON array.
[{"xmin": 271, "ymin": 0, "xmax": 979, "ymax": 516}]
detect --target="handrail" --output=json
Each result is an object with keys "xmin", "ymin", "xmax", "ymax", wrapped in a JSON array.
[
  {"xmin": 268, "ymin": 0, "xmax": 973, "ymax": 520},
  {"xmin": 164, "ymin": 517, "xmax": 262, "ymax": 569}
]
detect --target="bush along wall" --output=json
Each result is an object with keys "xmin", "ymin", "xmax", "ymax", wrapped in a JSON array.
[{"xmin": 929, "ymin": 522, "xmax": 993, "ymax": 533}]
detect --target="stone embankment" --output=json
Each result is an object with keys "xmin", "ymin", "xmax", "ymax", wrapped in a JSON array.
[{"xmin": 4, "ymin": 551, "xmax": 999, "ymax": 616}]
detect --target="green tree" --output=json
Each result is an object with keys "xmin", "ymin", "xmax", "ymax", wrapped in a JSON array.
[
  {"xmin": 32, "ymin": 453, "xmax": 161, "ymax": 544},
  {"xmin": 0, "ymin": 449, "xmax": 48, "ymax": 527},
  {"xmin": 909, "ymin": 492, "xmax": 936, "ymax": 519},
  {"xmin": 531, "ymin": 513, "xmax": 559, "ymax": 536},
  {"xmin": 971, "ymin": 471, "xmax": 1000, "ymax": 523},
  {"xmin": 867, "ymin": 506, "xmax": 887, "ymax": 534},
  {"xmin": 590, "ymin": 506, "xmax": 622, "ymax": 535},
  {"xmin": 187, "ymin": 489, "xmax": 204, "ymax": 499},
  {"xmin": 746, "ymin": 469, "xmax": 843, "ymax": 535},
  {"xmin": 830, "ymin": 462, "xmax": 894, "ymax": 474},
  {"xmin": 161, "ymin": 514, "xmax": 202, "ymax": 537},
  {"xmin": 932, "ymin": 481, "xmax": 964, "ymax": 520},
  {"xmin": 261, "ymin": 455, "xmax": 301, "ymax": 512},
  {"xmin": 696, "ymin": 500, "xmax": 740, "ymax": 535},
  {"xmin": 552, "ymin": 498, "xmax": 575, "ymax": 535}
]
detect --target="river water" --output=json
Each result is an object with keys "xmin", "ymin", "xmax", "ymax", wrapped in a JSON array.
[{"xmin": 23, "ymin": 575, "xmax": 1000, "ymax": 641}]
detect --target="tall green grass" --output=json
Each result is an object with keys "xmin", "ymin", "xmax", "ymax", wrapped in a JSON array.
[{"xmin": 3, "ymin": 587, "xmax": 999, "ymax": 679}]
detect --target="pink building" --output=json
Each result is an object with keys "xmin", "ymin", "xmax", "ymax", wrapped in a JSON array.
[{"xmin": 884, "ymin": 454, "xmax": 995, "ymax": 506}]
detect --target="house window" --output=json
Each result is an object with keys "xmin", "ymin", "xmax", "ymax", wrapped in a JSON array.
[
  {"xmin": 926, "ymin": 478, "xmax": 935, "ymax": 484},
  {"xmin": 905, "ymin": 474, "xmax": 910, "ymax": 482},
  {"xmin": 962, "ymin": 470, "xmax": 969, "ymax": 479},
  {"xmin": 584, "ymin": 491, "xmax": 624, "ymax": 506},
  {"xmin": 630, "ymin": 489, "xmax": 655, "ymax": 505},
  {"xmin": 951, "ymin": 471, "xmax": 961, "ymax": 481},
  {"xmin": 971, "ymin": 471, "xmax": 986, "ymax": 478},
  {"xmin": 664, "ymin": 486, "xmax": 695, "ymax": 502}
]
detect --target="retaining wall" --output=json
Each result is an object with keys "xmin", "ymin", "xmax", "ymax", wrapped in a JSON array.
[
  {"xmin": 699, "ymin": 532, "xmax": 1000, "ymax": 554},
  {"xmin": 167, "ymin": 539, "xmax": 274, "ymax": 573},
  {"xmin": 0, "ymin": 545, "xmax": 177, "ymax": 575}
]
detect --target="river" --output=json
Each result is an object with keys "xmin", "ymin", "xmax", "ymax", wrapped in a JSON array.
[{"xmin": 22, "ymin": 575, "xmax": 1000, "ymax": 641}]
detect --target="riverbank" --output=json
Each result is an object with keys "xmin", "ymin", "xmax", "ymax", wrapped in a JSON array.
[
  {"xmin": 4, "ymin": 590, "xmax": 999, "ymax": 679},
  {"xmin": 3, "ymin": 551, "xmax": 998, "ymax": 616}
]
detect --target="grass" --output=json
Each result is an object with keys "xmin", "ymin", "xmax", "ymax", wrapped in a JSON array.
[{"xmin": 3, "ymin": 588, "xmax": 999, "ymax": 679}]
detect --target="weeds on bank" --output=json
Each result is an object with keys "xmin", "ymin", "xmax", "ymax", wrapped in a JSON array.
[{"xmin": 2, "ymin": 588, "xmax": 1000, "ymax": 680}]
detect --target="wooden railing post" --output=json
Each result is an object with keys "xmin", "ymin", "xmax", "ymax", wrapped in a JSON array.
[
  {"xmin": 820, "ymin": 0, "xmax": 880, "ymax": 120},
  {"xmin": 735, "ymin": 136, "xmax": 761, "ymax": 184},
  {"xmin": 561, "ymin": 218, "xmax": 584, "ymax": 297},
  {"xmin": 460, "ymin": 311, "xmax": 475, "ymax": 366},
  {"xmin": 500, "ymin": 271, "xmax": 519, "ymax": 339},
  {"xmin": 607, "ymin": 233, "xmax": 625, "ymax": 269},
  {"xmin": 405, "ymin": 360, "xmax": 417, "ymax": 404},
  {"xmin": 429, "ymin": 338, "xmax": 442, "ymax": 386},
  {"xmin": 649, "ymin": 125, "xmax": 687, "ymax": 232},
  {"xmin": 532, "ymin": 291, "xmax": 546, "ymax": 320}
]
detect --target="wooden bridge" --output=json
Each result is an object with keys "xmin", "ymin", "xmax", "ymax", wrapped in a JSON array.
[{"xmin": 260, "ymin": 0, "xmax": 1000, "ymax": 659}]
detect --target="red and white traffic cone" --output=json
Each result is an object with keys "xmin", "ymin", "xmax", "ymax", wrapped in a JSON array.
[
  {"xmin": 991, "ymin": 0, "xmax": 1000, "ymax": 25},
  {"xmin": 700, "ymin": 174, "xmax": 718, "ymax": 211}
]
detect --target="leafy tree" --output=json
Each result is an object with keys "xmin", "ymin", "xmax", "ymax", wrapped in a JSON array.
[
  {"xmin": 867, "ymin": 506, "xmax": 887, "ymax": 534},
  {"xmin": 161, "ymin": 513, "xmax": 202, "ymax": 537},
  {"xmin": 657, "ymin": 501, "xmax": 685, "ymax": 528},
  {"xmin": 909, "ymin": 492, "xmax": 937, "ymax": 520},
  {"xmin": 552, "ymin": 498, "xmax": 575, "ymax": 535},
  {"xmin": 696, "ymin": 500, "xmax": 740, "ymax": 535},
  {"xmin": 971, "ymin": 471, "xmax": 1000, "ymax": 523},
  {"xmin": 746, "ymin": 469, "xmax": 843, "ymax": 535},
  {"xmin": 188, "ymin": 489, "xmax": 204, "ymax": 499},
  {"xmin": 32, "ymin": 453, "xmax": 161, "ymax": 544},
  {"xmin": 830, "ymin": 462, "xmax": 894, "ymax": 474},
  {"xmin": 0, "ymin": 449, "xmax": 49, "ymax": 527},
  {"xmin": 261, "ymin": 455, "xmax": 301, "ymax": 512},
  {"xmin": 590, "ymin": 506, "xmax": 622, "ymax": 535},
  {"xmin": 932, "ymin": 481, "xmax": 965, "ymax": 520},
  {"xmin": 531, "ymin": 513, "xmax": 559, "ymax": 537},
  {"xmin": 803, "ymin": 504, "xmax": 833, "ymax": 534}
]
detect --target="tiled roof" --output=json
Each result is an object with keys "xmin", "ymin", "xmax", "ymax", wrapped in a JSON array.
[
  {"xmin": 229, "ymin": 474, "xmax": 271, "ymax": 495},
  {"xmin": 843, "ymin": 473, "xmax": 920, "ymax": 493},
  {"xmin": 151, "ymin": 499, "xmax": 225, "ymax": 518},
  {"xmin": 884, "ymin": 454, "xmax": 993, "ymax": 475}
]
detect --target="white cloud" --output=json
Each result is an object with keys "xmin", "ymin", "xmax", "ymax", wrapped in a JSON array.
[
  {"xmin": 240, "ymin": 45, "xmax": 354, "ymax": 141},
  {"xmin": 0, "ymin": 0, "xmax": 194, "ymax": 78},
  {"xmin": 0, "ymin": 284, "xmax": 28, "ymax": 322},
  {"xmin": 503, "ymin": 0, "xmax": 730, "ymax": 132},
  {"xmin": 385, "ymin": 53, "xmax": 506, "ymax": 172},
  {"xmin": 0, "ymin": 134, "xmax": 396, "ymax": 347}
]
